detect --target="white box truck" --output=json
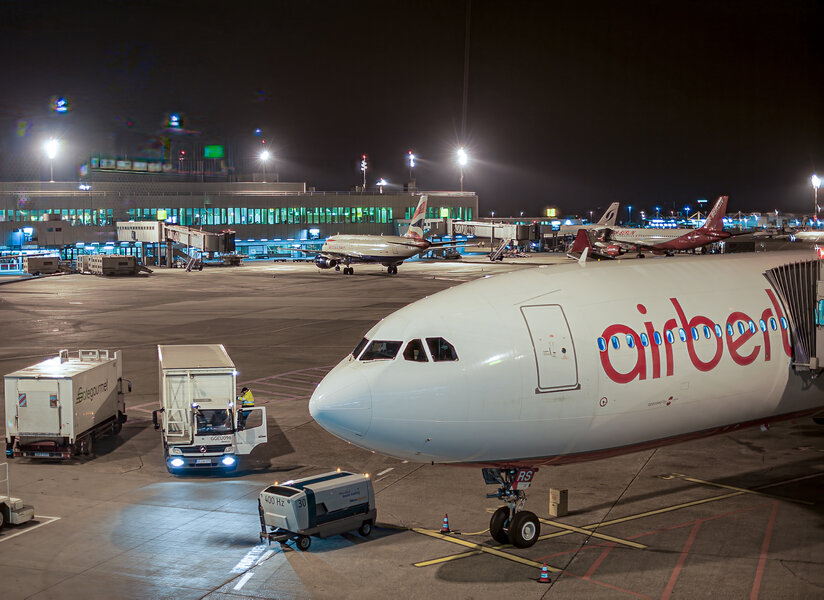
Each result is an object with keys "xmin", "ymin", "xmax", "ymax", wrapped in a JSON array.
[
  {"xmin": 4, "ymin": 349, "xmax": 129, "ymax": 459},
  {"xmin": 154, "ymin": 345, "xmax": 267, "ymax": 473},
  {"xmin": 258, "ymin": 470, "xmax": 376, "ymax": 551}
]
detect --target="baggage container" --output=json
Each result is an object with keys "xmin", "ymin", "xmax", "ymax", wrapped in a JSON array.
[
  {"xmin": 23, "ymin": 256, "xmax": 59, "ymax": 275},
  {"xmin": 0, "ymin": 463, "xmax": 34, "ymax": 529},
  {"xmin": 4, "ymin": 349, "xmax": 129, "ymax": 459},
  {"xmin": 258, "ymin": 470, "xmax": 376, "ymax": 550}
]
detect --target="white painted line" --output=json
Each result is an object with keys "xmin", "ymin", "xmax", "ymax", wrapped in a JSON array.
[
  {"xmin": 0, "ymin": 516, "xmax": 60, "ymax": 544},
  {"xmin": 376, "ymin": 467, "xmax": 394, "ymax": 477},
  {"xmin": 255, "ymin": 549, "xmax": 274, "ymax": 565},
  {"xmin": 231, "ymin": 544, "xmax": 268, "ymax": 573},
  {"xmin": 233, "ymin": 571, "xmax": 255, "ymax": 591}
]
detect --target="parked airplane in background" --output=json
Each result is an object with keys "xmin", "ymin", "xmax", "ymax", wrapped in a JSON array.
[
  {"xmin": 307, "ymin": 195, "xmax": 463, "ymax": 275},
  {"xmin": 557, "ymin": 202, "xmax": 620, "ymax": 235},
  {"xmin": 310, "ymin": 249, "xmax": 824, "ymax": 548},
  {"xmin": 594, "ymin": 195, "xmax": 731, "ymax": 257}
]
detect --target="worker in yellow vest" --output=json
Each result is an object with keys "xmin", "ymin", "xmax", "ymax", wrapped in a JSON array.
[{"xmin": 238, "ymin": 387, "xmax": 254, "ymax": 429}]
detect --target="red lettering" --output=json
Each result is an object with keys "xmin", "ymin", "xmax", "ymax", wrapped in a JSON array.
[
  {"xmin": 764, "ymin": 289, "xmax": 792, "ymax": 357},
  {"xmin": 726, "ymin": 312, "xmax": 760, "ymax": 365},
  {"xmin": 670, "ymin": 298, "xmax": 723, "ymax": 372},
  {"xmin": 662, "ymin": 318, "xmax": 677, "ymax": 377},
  {"xmin": 599, "ymin": 324, "xmax": 646, "ymax": 384},
  {"xmin": 760, "ymin": 308, "xmax": 773, "ymax": 361}
]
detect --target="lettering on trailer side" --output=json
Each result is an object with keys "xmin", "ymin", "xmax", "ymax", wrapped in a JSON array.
[
  {"xmin": 598, "ymin": 289, "xmax": 792, "ymax": 384},
  {"xmin": 75, "ymin": 380, "xmax": 109, "ymax": 404}
]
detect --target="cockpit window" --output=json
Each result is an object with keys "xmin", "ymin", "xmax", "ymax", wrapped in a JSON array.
[
  {"xmin": 352, "ymin": 337, "xmax": 369, "ymax": 359},
  {"xmin": 403, "ymin": 339, "xmax": 429, "ymax": 362},
  {"xmin": 359, "ymin": 340, "xmax": 402, "ymax": 360},
  {"xmin": 426, "ymin": 337, "xmax": 458, "ymax": 361}
]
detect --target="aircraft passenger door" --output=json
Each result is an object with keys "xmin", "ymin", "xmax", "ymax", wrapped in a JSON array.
[
  {"xmin": 236, "ymin": 406, "xmax": 268, "ymax": 454},
  {"xmin": 520, "ymin": 305, "xmax": 579, "ymax": 393}
]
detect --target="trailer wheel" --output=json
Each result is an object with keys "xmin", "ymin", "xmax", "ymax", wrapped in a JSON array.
[
  {"xmin": 508, "ymin": 511, "xmax": 540, "ymax": 548},
  {"xmin": 296, "ymin": 535, "xmax": 311, "ymax": 551},
  {"xmin": 358, "ymin": 520, "xmax": 373, "ymax": 537},
  {"xmin": 112, "ymin": 412, "xmax": 123, "ymax": 435},
  {"xmin": 0, "ymin": 505, "xmax": 6, "ymax": 530},
  {"xmin": 489, "ymin": 506, "xmax": 510, "ymax": 545},
  {"xmin": 80, "ymin": 436, "xmax": 93, "ymax": 456}
]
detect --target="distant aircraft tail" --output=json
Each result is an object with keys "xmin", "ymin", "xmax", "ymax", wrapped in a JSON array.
[
  {"xmin": 596, "ymin": 202, "xmax": 620, "ymax": 226},
  {"xmin": 404, "ymin": 195, "xmax": 427, "ymax": 239},
  {"xmin": 567, "ymin": 229, "xmax": 595, "ymax": 257},
  {"xmin": 698, "ymin": 196, "xmax": 728, "ymax": 232}
]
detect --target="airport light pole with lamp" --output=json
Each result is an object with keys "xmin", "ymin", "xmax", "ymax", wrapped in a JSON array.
[
  {"xmin": 812, "ymin": 174, "xmax": 821, "ymax": 224},
  {"xmin": 407, "ymin": 151, "xmax": 415, "ymax": 180},
  {"xmin": 45, "ymin": 138, "xmax": 58, "ymax": 182},
  {"xmin": 457, "ymin": 147, "xmax": 468, "ymax": 191},
  {"xmin": 360, "ymin": 155, "xmax": 368, "ymax": 190},
  {"xmin": 259, "ymin": 150, "xmax": 271, "ymax": 182}
]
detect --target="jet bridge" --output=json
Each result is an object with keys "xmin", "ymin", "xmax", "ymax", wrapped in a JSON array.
[
  {"xmin": 447, "ymin": 221, "xmax": 532, "ymax": 260},
  {"xmin": 116, "ymin": 221, "xmax": 236, "ymax": 268},
  {"xmin": 763, "ymin": 257, "xmax": 824, "ymax": 372}
]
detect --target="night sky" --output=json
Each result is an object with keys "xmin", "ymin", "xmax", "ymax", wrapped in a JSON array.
[{"xmin": 1, "ymin": 0, "xmax": 822, "ymax": 217}]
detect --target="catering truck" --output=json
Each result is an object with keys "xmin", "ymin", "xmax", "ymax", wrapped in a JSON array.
[
  {"xmin": 4, "ymin": 349, "xmax": 128, "ymax": 459},
  {"xmin": 154, "ymin": 344, "xmax": 267, "ymax": 473},
  {"xmin": 258, "ymin": 470, "xmax": 376, "ymax": 551}
]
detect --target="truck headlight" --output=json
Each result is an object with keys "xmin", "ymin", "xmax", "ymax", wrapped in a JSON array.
[
  {"xmin": 170, "ymin": 458, "xmax": 185, "ymax": 468},
  {"xmin": 221, "ymin": 455, "xmax": 236, "ymax": 467},
  {"xmin": 170, "ymin": 447, "xmax": 182, "ymax": 455},
  {"xmin": 224, "ymin": 446, "xmax": 233, "ymax": 453}
]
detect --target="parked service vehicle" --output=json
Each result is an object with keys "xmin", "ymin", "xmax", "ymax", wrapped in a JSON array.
[
  {"xmin": 153, "ymin": 345, "xmax": 267, "ymax": 473},
  {"xmin": 0, "ymin": 463, "xmax": 34, "ymax": 530},
  {"xmin": 5, "ymin": 349, "xmax": 129, "ymax": 459},
  {"xmin": 258, "ymin": 470, "xmax": 376, "ymax": 550}
]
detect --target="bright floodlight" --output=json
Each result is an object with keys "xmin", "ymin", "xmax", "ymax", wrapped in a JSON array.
[
  {"xmin": 377, "ymin": 178, "xmax": 388, "ymax": 186},
  {"xmin": 260, "ymin": 150, "xmax": 270, "ymax": 161},
  {"xmin": 457, "ymin": 147, "xmax": 468, "ymax": 166},
  {"xmin": 812, "ymin": 174, "xmax": 821, "ymax": 190},
  {"xmin": 45, "ymin": 138, "xmax": 58, "ymax": 159}
]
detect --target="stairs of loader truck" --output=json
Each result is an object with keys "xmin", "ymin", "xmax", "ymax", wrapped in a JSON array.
[
  {"xmin": 763, "ymin": 258, "xmax": 824, "ymax": 372},
  {"xmin": 489, "ymin": 238, "xmax": 510, "ymax": 261}
]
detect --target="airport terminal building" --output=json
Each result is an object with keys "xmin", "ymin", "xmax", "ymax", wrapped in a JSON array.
[{"xmin": 0, "ymin": 181, "xmax": 478, "ymax": 258}]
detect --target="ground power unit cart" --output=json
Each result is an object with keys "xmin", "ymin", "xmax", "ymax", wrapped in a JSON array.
[{"xmin": 259, "ymin": 470, "xmax": 376, "ymax": 550}]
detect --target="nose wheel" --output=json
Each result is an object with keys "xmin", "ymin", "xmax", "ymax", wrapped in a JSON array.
[{"xmin": 484, "ymin": 467, "xmax": 541, "ymax": 548}]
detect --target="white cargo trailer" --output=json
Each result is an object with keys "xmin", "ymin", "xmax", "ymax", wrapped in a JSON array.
[
  {"xmin": 258, "ymin": 470, "xmax": 376, "ymax": 551},
  {"xmin": 154, "ymin": 345, "xmax": 267, "ymax": 473},
  {"xmin": 4, "ymin": 349, "xmax": 129, "ymax": 459}
]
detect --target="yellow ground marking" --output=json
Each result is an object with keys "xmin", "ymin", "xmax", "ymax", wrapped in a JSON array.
[
  {"xmin": 414, "ymin": 471, "xmax": 821, "ymax": 568},
  {"xmin": 679, "ymin": 476, "xmax": 816, "ymax": 505},
  {"xmin": 411, "ymin": 528, "xmax": 561, "ymax": 571},
  {"xmin": 538, "ymin": 517, "xmax": 647, "ymax": 549}
]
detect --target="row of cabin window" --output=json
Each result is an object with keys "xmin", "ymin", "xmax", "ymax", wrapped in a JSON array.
[
  {"xmin": 352, "ymin": 337, "xmax": 458, "ymax": 362},
  {"xmin": 596, "ymin": 317, "xmax": 788, "ymax": 352}
]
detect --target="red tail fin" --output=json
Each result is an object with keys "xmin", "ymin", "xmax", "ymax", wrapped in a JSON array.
[
  {"xmin": 569, "ymin": 229, "xmax": 594, "ymax": 255},
  {"xmin": 698, "ymin": 196, "xmax": 728, "ymax": 232}
]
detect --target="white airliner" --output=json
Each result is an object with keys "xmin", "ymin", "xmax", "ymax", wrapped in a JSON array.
[
  {"xmin": 557, "ymin": 202, "xmax": 620, "ymax": 235},
  {"xmin": 308, "ymin": 195, "xmax": 461, "ymax": 275},
  {"xmin": 596, "ymin": 195, "xmax": 730, "ymax": 257},
  {"xmin": 310, "ymin": 250, "xmax": 824, "ymax": 548}
]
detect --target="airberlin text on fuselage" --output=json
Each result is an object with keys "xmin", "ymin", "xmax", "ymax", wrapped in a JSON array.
[{"xmin": 599, "ymin": 288, "xmax": 792, "ymax": 384}]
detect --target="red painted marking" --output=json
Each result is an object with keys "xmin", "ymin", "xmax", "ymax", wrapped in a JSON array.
[
  {"xmin": 661, "ymin": 522, "xmax": 702, "ymax": 599},
  {"xmin": 750, "ymin": 502, "xmax": 779, "ymax": 600},
  {"xmin": 583, "ymin": 544, "xmax": 615, "ymax": 579},
  {"xmin": 563, "ymin": 571, "xmax": 654, "ymax": 599}
]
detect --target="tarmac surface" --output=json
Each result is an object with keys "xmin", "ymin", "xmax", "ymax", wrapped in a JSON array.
[{"xmin": 0, "ymin": 254, "xmax": 822, "ymax": 599}]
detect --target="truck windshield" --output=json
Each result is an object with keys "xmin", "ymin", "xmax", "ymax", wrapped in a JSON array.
[{"xmin": 196, "ymin": 409, "xmax": 233, "ymax": 435}]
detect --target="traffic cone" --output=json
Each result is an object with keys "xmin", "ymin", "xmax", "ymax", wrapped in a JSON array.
[
  {"xmin": 538, "ymin": 563, "xmax": 551, "ymax": 583},
  {"xmin": 440, "ymin": 513, "xmax": 451, "ymax": 533}
]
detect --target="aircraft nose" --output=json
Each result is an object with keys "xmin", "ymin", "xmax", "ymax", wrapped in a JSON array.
[{"xmin": 309, "ymin": 366, "xmax": 372, "ymax": 438}]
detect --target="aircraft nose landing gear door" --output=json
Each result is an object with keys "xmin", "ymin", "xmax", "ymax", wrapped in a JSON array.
[
  {"xmin": 236, "ymin": 407, "xmax": 268, "ymax": 454},
  {"xmin": 520, "ymin": 305, "xmax": 580, "ymax": 393}
]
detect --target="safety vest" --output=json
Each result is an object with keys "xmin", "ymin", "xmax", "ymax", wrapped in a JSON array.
[{"xmin": 241, "ymin": 390, "xmax": 255, "ymax": 408}]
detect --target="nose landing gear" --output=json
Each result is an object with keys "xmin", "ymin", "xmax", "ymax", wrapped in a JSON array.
[{"xmin": 483, "ymin": 467, "xmax": 541, "ymax": 548}]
